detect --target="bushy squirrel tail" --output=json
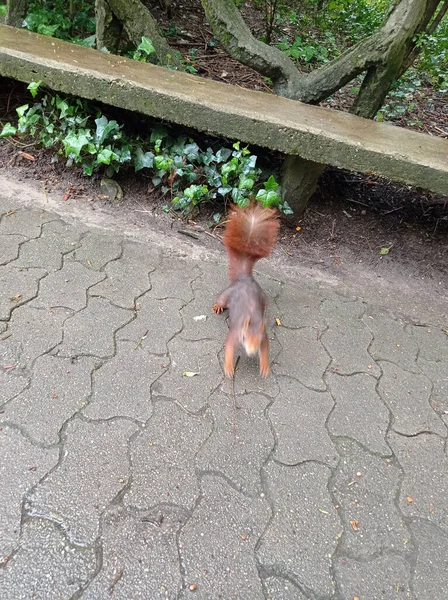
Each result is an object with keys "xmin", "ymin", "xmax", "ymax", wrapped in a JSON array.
[{"xmin": 223, "ymin": 202, "xmax": 279, "ymax": 280}]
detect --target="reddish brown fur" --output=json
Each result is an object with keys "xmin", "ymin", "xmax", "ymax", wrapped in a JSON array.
[
  {"xmin": 213, "ymin": 203, "xmax": 279, "ymax": 377},
  {"xmin": 223, "ymin": 203, "xmax": 279, "ymax": 280}
]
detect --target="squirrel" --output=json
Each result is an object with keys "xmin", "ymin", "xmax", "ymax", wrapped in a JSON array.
[{"xmin": 213, "ymin": 202, "xmax": 279, "ymax": 378}]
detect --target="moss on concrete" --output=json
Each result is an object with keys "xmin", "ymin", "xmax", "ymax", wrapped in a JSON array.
[{"xmin": 0, "ymin": 26, "xmax": 447, "ymax": 196}]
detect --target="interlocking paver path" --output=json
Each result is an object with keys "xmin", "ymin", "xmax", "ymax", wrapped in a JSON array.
[{"xmin": 0, "ymin": 188, "xmax": 447, "ymax": 599}]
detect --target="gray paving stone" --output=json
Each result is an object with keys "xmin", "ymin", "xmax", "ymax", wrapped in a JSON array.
[
  {"xmin": 388, "ymin": 431, "xmax": 448, "ymax": 533},
  {"xmin": 125, "ymin": 401, "xmax": 212, "ymax": 510},
  {"xmin": 28, "ymin": 418, "xmax": 137, "ymax": 545},
  {"xmin": 153, "ymin": 337, "xmax": 223, "ymax": 412},
  {"xmin": 118, "ymin": 295, "xmax": 184, "ymax": 355},
  {"xmin": 275, "ymin": 282, "xmax": 326, "ymax": 329},
  {"xmin": 417, "ymin": 357, "xmax": 448, "ymax": 423},
  {"xmin": 264, "ymin": 577, "xmax": 308, "ymax": 600},
  {"xmin": 57, "ymin": 297, "xmax": 132, "ymax": 358},
  {"xmin": 0, "ymin": 208, "xmax": 56, "ymax": 238},
  {"xmin": 269, "ymin": 376, "xmax": 338, "ymax": 467},
  {"xmin": 0, "ymin": 518, "xmax": 96, "ymax": 600},
  {"xmin": 411, "ymin": 520, "xmax": 448, "ymax": 599},
  {"xmin": 179, "ymin": 475, "xmax": 270, "ymax": 599},
  {"xmin": 0, "ymin": 234, "xmax": 24, "ymax": 265},
  {"xmin": 11, "ymin": 219, "xmax": 82, "ymax": 271},
  {"xmin": 320, "ymin": 298, "xmax": 380, "ymax": 377},
  {"xmin": 273, "ymin": 327, "xmax": 330, "ymax": 391},
  {"xmin": 30, "ymin": 260, "xmax": 104, "ymax": 311},
  {"xmin": 3, "ymin": 355, "xmax": 96, "ymax": 445},
  {"xmin": 335, "ymin": 555, "xmax": 413, "ymax": 600},
  {"xmin": 0, "ymin": 427, "xmax": 59, "ymax": 561},
  {"xmin": 378, "ymin": 361, "xmax": 445, "ymax": 436},
  {"xmin": 363, "ymin": 313, "xmax": 419, "ymax": 372},
  {"xmin": 196, "ymin": 391, "xmax": 274, "ymax": 495},
  {"xmin": 84, "ymin": 507, "xmax": 184, "ymax": 600},
  {"xmin": 327, "ymin": 372, "xmax": 391, "ymax": 454},
  {"xmin": 0, "ymin": 266, "xmax": 47, "ymax": 320},
  {"xmin": 331, "ymin": 440, "xmax": 410, "ymax": 558},
  {"xmin": 258, "ymin": 461, "xmax": 340, "ymax": 597},
  {"xmin": 321, "ymin": 324, "xmax": 379, "ymax": 376},
  {"xmin": 0, "ymin": 339, "xmax": 29, "ymax": 404},
  {"xmin": 0, "ymin": 199, "xmax": 17, "ymax": 217},
  {"xmin": 3, "ymin": 305, "xmax": 70, "ymax": 365},
  {"xmin": 320, "ymin": 296, "xmax": 366, "ymax": 323},
  {"xmin": 149, "ymin": 256, "xmax": 200, "ymax": 301},
  {"xmin": 74, "ymin": 230, "xmax": 122, "ymax": 271},
  {"xmin": 89, "ymin": 241, "xmax": 159, "ymax": 308},
  {"xmin": 83, "ymin": 341, "xmax": 166, "ymax": 421},
  {"xmin": 181, "ymin": 264, "xmax": 230, "ymax": 341},
  {"xmin": 410, "ymin": 324, "xmax": 448, "ymax": 361}
]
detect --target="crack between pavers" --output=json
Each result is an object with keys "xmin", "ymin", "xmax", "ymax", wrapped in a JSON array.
[
  {"xmin": 0, "ymin": 266, "xmax": 50, "ymax": 323},
  {"xmin": 0, "ymin": 235, "xmax": 29, "ymax": 267},
  {"xmin": 3, "ymin": 513, "xmax": 99, "ymax": 591},
  {"xmin": 174, "ymin": 473, "xmax": 209, "ymax": 599},
  {"xmin": 0, "ymin": 319, "xmax": 77, "ymax": 420},
  {"xmin": 54, "ymin": 298, "xmax": 134, "ymax": 361},
  {"xmin": 260, "ymin": 571, "xmax": 312, "ymax": 600},
  {"xmin": 390, "ymin": 428, "xmax": 447, "ymax": 440},
  {"xmin": 271, "ymin": 370, "xmax": 329, "ymax": 394},
  {"xmin": 323, "ymin": 371, "xmax": 392, "ymax": 457}
]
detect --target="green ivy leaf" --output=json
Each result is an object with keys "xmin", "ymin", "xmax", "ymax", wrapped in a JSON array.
[
  {"xmin": 215, "ymin": 147, "xmax": 232, "ymax": 163},
  {"xmin": 134, "ymin": 147, "xmax": 155, "ymax": 171},
  {"xmin": 97, "ymin": 147, "xmax": 117, "ymax": 165},
  {"xmin": 239, "ymin": 176, "xmax": 254, "ymax": 190},
  {"xmin": 184, "ymin": 142, "xmax": 200, "ymax": 161},
  {"xmin": 137, "ymin": 36, "xmax": 156, "ymax": 56},
  {"xmin": 0, "ymin": 123, "xmax": 17, "ymax": 138},
  {"xmin": 256, "ymin": 189, "xmax": 281, "ymax": 208},
  {"xmin": 16, "ymin": 104, "xmax": 29, "ymax": 118},
  {"xmin": 264, "ymin": 175, "xmax": 279, "ymax": 191},
  {"xmin": 27, "ymin": 81, "xmax": 42, "ymax": 99},
  {"xmin": 63, "ymin": 131, "xmax": 91, "ymax": 158},
  {"xmin": 95, "ymin": 115, "xmax": 120, "ymax": 145}
]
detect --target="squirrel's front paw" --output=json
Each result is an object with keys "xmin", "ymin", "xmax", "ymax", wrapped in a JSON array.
[{"xmin": 213, "ymin": 304, "xmax": 224, "ymax": 314}]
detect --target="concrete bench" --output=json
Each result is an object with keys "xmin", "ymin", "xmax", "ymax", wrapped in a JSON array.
[{"xmin": 0, "ymin": 24, "xmax": 447, "ymax": 204}]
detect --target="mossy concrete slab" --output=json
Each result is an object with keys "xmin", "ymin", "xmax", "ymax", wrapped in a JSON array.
[{"xmin": 0, "ymin": 25, "xmax": 447, "ymax": 195}]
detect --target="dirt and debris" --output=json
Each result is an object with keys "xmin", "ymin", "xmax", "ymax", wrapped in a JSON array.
[{"xmin": 1, "ymin": 3, "xmax": 447, "ymax": 292}]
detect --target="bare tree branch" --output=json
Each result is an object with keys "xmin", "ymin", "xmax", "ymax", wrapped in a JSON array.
[
  {"xmin": 398, "ymin": 0, "xmax": 448, "ymax": 78},
  {"xmin": 201, "ymin": 0, "xmax": 303, "ymax": 98},
  {"xmin": 201, "ymin": 0, "xmax": 444, "ymax": 105}
]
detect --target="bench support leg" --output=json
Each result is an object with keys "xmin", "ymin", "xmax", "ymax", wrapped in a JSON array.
[
  {"xmin": 95, "ymin": 0, "xmax": 122, "ymax": 53},
  {"xmin": 281, "ymin": 155, "xmax": 325, "ymax": 220},
  {"xmin": 5, "ymin": 0, "xmax": 29, "ymax": 27}
]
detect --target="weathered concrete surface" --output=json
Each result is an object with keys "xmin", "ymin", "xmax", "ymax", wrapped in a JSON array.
[
  {"xmin": 0, "ymin": 181, "xmax": 448, "ymax": 598},
  {"xmin": 0, "ymin": 25, "xmax": 447, "ymax": 195}
]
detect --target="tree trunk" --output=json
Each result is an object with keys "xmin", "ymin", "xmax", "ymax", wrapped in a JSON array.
[
  {"xmin": 95, "ymin": 0, "xmax": 122, "ymax": 53},
  {"xmin": 107, "ymin": 0, "xmax": 180, "ymax": 67},
  {"xmin": 5, "ymin": 0, "xmax": 29, "ymax": 27}
]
